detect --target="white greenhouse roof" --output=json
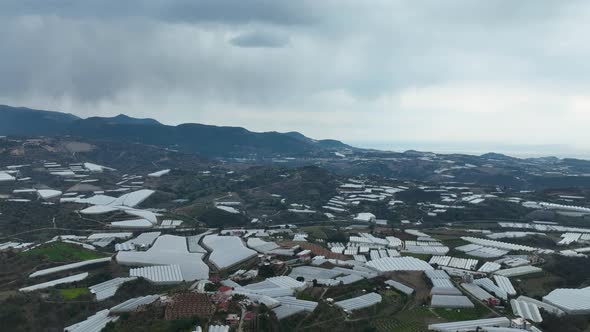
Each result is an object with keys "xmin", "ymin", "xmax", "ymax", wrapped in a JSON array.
[
  {"xmin": 92, "ymin": 237, "xmax": 115, "ymax": 248},
  {"xmin": 243, "ymin": 276, "xmax": 305, "ymax": 291},
  {"xmin": 233, "ymin": 287, "xmax": 294, "ymax": 298},
  {"xmin": 461, "ymin": 283, "xmax": 496, "ymax": 301},
  {"xmin": 431, "ymin": 286, "xmax": 462, "ymax": 296},
  {"xmin": 29, "ymin": 257, "xmax": 111, "ymax": 278},
  {"xmin": 354, "ymin": 212, "xmax": 376, "ymax": 222},
  {"xmin": 335, "ymin": 274, "xmax": 364, "ymax": 285},
  {"xmin": 121, "ymin": 232, "xmax": 161, "ymax": 248},
  {"xmin": 159, "ymin": 219, "xmax": 184, "ymax": 227},
  {"xmin": 493, "ymin": 265, "xmax": 542, "ymax": 277},
  {"xmin": 543, "ymin": 288, "xmax": 590, "ymax": 315},
  {"xmin": 247, "ymin": 237, "xmax": 280, "ymax": 253},
  {"xmin": 293, "ymin": 233, "xmax": 308, "ymax": 242},
  {"xmin": 404, "ymin": 245, "xmax": 449, "ymax": 255},
  {"xmin": 478, "ymin": 262, "xmax": 502, "ymax": 273},
  {"xmin": 216, "ymin": 205, "xmax": 240, "ymax": 214},
  {"xmin": 114, "ymin": 242, "xmax": 134, "ymax": 251},
  {"xmin": 276, "ymin": 296, "xmax": 318, "ymax": 311},
  {"xmin": 208, "ymin": 325, "xmax": 230, "ymax": 332},
  {"xmin": 109, "ymin": 189, "xmax": 155, "ymax": 208},
  {"xmin": 130, "ymin": 264, "xmax": 184, "ymax": 284},
  {"xmin": 202, "ymin": 235, "xmax": 257, "ymax": 270},
  {"xmin": 110, "ymin": 219, "xmax": 153, "ymax": 229},
  {"xmin": 122, "ymin": 208, "xmax": 159, "ymax": 224},
  {"xmin": 428, "ymin": 317, "xmax": 511, "ymax": 332},
  {"xmin": 272, "ymin": 305, "xmax": 305, "ymax": 320},
  {"xmin": 80, "ymin": 205, "xmax": 121, "ymax": 215},
  {"xmin": 335, "ymin": 292, "xmax": 382, "ymax": 311},
  {"xmin": 425, "ymin": 270, "xmax": 451, "ymax": 280},
  {"xmin": 148, "ymin": 169, "xmax": 170, "ymax": 177},
  {"xmin": 289, "ymin": 266, "xmax": 342, "ymax": 281},
  {"xmin": 64, "ymin": 309, "xmax": 118, "ymax": 332},
  {"xmin": 516, "ymin": 295, "xmax": 565, "ymax": 316},
  {"xmin": 87, "ymin": 232, "xmax": 132, "ymax": 240},
  {"xmin": 84, "ymin": 162, "xmax": 114, "ymax": 172},
  {"xmin": 109, "ymin": 294, "xmax": 161, "ymax": 313},
  {"xmin": 385, "ymin": 280, "xmax": 414, "ymax": 295},
  {"xmin": 0, "ymin": 171, "xmax": 16, "ymax": 182},
  {"xmin": 232, "ymin": 277, "xmax": 303, "ymax": 299},
  {"xmin": 431, "ymin": 278, "xmax": 455, "ymax": 289},
  {"xmin": 461, "ymin": 237, "xmax": 537, "ymax": 252},
  {"xmin": 510, "ymin": 299, "xmax": 542, "ymax": 322},
  {"xmin": 235, "ymin": 292, "xmax": 279, "ymax": 307},
  {"xmin": 117, "ymin": 234, "xmax": 209, "ymax": 281},
  {"xmin": 187, "ymin": 232, "xmax": 209, "ymax": 253},
  {"xmin": 89, "ymin": 277, "xmax": 137, "ymax": 301},
  {"xmin": 20, "ymin": 272, "xmax": 89, "ymax": 292},
  {"xmin": 431, "ymin": 295, "xmax": 474, "ymax": 308},
  {"xmin": 493, "ymin": 275, "xmax": 516, "ymax": 296},
  {"xmin": 405, "ymin": 229, "xmax": 430, "ymax": 237},
  {"xmin": 386, "ymin": 236, "xmax": 403, "ymax": 248},
  {"xmin": 366, "ymin": 257, "xmax": 434, "ymax": 272},
  {"xmin": 80, "ymin": 194, "xmax": 117, "ymax": 205},
  {"xmin": 429, "ymin": 256, "xmax": 478, "ymax": 270},
  {"xmin": 473, "ymin": 278, "xmax": 507, "ymax": 300},
  {"xmin": 37, "ymin": 189, "xmax": 62, "ymax": 200}
]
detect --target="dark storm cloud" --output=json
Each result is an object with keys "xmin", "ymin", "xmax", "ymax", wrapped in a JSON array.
[{"xmin": 230, "ymin": 31, "xmax": 290, "ymax": 48}]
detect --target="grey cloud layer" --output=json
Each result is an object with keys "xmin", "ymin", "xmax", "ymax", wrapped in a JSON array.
[
  {"xmin": 230, "ymin": 31, "xmax": 290, "ymax": 48},
  {"xmin": 0, "ymin": 0, "xmax": 315, "ymax": 25},
  {"xmin": 0, "ymin": 1, "xmax": 589, "ymax": 145}
]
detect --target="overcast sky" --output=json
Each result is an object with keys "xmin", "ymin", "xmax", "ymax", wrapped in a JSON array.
[{"xmin": 1, "ymin": 1, "xmax": 590, "ymax": 152}]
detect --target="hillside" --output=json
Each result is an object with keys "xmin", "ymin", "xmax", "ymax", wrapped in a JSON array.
[{"xmin": 0, "ymin": 105, "xmax": 354, "ymax": 158}]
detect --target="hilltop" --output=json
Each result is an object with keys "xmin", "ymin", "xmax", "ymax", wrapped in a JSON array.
[{"xmin": 0, "ymin": 105, "xmax": 355, "ymax": 158}]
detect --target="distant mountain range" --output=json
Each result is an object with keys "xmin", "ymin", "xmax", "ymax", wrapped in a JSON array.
[
  {"xmin": 0, "ymin": 105, "xmax": 354, "ymax": 157},
  {"xmin": 5, "ymin": 105, "xmax": 590, "ymax": 190}
]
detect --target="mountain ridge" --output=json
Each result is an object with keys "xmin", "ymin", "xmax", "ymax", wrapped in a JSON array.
[{"xmin": 0, "ymin": 105, "xmax": 355, "ymax": 158}]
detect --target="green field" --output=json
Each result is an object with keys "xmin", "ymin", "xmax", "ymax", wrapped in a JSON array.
[
  {"xmin": 21, "ymin": 242, "xmax": 106, "ymax": 262},
  {"xmin": 515, "ymin": 272, "xmax": 564, "ymax": 298},
  {"xmin": 372, "ymin": 307, "xmax": 439, "ymax": 332},
  {"xmin": 59, "ymin": 288, "xmax": 90, "ymax": 299},
  {"xmin": 300, "ymin": 226, "xmax": 328, "ymax": 239},
  {"xmin": 373, "ymin": 318, "xmax": 428, "ymax": 332},
  {"xmin": 432, "ymin": 304, "xmax": 491, "ymax": 321}
]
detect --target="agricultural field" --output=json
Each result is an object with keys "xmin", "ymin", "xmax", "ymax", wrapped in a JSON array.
[
  {"xmin": 514, "ymin": 273, "xmax": 565, "ymax": 298},
  {"xmin": 371, "ymin": 307, "xmax": 441, "ymax": 332},
  {"xmin": 432, "ymin": 303, "xmax": 493, "ymax": 321},
  {"xmin": 20, "ymin": 242, "xmax": 106, "ymax": 262},
  {"xmin": 59, "ymin": 287, "xmax": 90, "ymax": 300}
]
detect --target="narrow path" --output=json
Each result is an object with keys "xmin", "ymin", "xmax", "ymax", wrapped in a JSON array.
[{"xmin": 237, "ymin": 304, "xmax": 246, "ymax": 332}]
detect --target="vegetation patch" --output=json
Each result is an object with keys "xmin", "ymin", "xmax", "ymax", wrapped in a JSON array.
[
  {"xmin": 515, "ymin": 272, "xmax": 564, "ymax": 298},
  {"xmin": 372, "ymin": 307, "xmax": 440, "ymax": 332},
  {"xmin": 194, "ymin": 207, "xmax": 249, "ymax": 227},
  {"xmin": 300, "ymin": 226, "xmax": 328, "ymax": 239},
  {"xmin": 432, "ymin": 303, "xmax": 491, "ymax": 321},
  {"xmin": 543, "ymin": 255, "xmax": 590, "ymax": 288},
  {"xmin": 323, "ymin": 279, "xmax": 379, "ymax": 300},
  {"xmin": 20, "ymin": 242, "xmax": 106, "ymax": 262},
  {"xmin": 59, "ymin": 288, "xmax": 90, "ymax": 300}
]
